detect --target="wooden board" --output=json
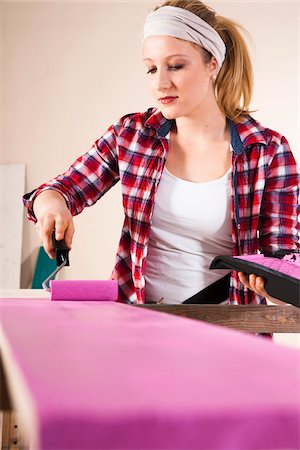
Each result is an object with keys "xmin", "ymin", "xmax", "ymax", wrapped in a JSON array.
[{"xmin": 136, "ymin": 304, "xmax": 300, "ymax": 333}]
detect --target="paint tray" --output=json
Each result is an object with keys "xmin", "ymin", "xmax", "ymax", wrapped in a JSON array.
[{"xmin": 209, "ymin": 253, "xmax": 300, "ymax": 307}]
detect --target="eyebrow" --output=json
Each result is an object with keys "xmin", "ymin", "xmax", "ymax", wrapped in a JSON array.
[{"xmin": 143, "ymin": 54, "xmax": 191, "ymax": 62}]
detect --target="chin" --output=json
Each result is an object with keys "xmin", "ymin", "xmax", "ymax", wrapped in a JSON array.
[
  {"xmin": 159, "ymin": 107, "xmax": 179, "ymax": 120},
  {"xmin": 161, "ymin": 112, "xmax": 176, "ymax": 120}
]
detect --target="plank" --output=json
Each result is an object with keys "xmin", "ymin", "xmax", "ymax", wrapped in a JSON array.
[
  {"xmin": 136, "ymin": 304, "xmax": 300, "ymax": 333},
  {"xmin": 1, "ymin": 356, "xmax": 29, "ymax": 449}
]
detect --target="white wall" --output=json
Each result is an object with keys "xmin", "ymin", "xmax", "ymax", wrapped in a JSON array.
[
  {"xmin": 1, "ymin": 0, "xmax": 299, "ymax": 287},
  {"xmin": 0, "ymin": 2, "xmax": 3, "ymax": 157}
]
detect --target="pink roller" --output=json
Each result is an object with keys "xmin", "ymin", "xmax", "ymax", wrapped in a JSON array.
[{"xmin": 49, "ymin": 280, "xmax": 118, "ymax": 301}]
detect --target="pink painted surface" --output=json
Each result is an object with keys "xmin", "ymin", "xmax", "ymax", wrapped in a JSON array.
[
  {"xmin": 0, "ymin": 299, "xmax": 300, "ymax": 449},
  {"xmin": 235, "ymin": 254, "xmax": 300, "ymax": 279},
  {"xmin": 50, "ymin": 279, "xmax": 118, "ymax": 301}
]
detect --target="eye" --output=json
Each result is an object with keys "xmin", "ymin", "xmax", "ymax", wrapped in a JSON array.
[
  {"xmin": 169, "ymin": 64, "xmax": 184, "ymax": 71},
  {"xmin": 146, "ymin": 67, "xmax": 156, "ymax": 74},
  {"xmin": 146, "ymin": 64, "xmax": 184, "ymax": 74}
]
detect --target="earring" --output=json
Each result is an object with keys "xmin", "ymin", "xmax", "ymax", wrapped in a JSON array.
[{"xmin": 212, "ymin": 74, "xmax": 217, "ymax": 82}]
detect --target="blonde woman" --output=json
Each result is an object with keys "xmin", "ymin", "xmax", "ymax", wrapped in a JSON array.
[{"xmin": 24, "ymin": 0, "xmax": 299, "ymax": 306}]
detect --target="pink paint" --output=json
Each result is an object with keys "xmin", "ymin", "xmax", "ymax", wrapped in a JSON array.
[
  {"xmin": 50, "ymin": 280, "xmax": 118, "ymax": 301},
  {"xmin": 283, "ymin": 253, "xmax": 300, "ymax": 266},
  {"xmin": 234, "ymin": 255, "xmax": 300, "ymax": 279},
  {"xmin": 0, "ymin": 299, "xmax": 299, "ymax": 449}
]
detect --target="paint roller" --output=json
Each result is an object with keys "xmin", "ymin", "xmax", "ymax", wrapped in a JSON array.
[{"xmin": 42, "ymin": 232, "xmax": 118, "ymax": 301}]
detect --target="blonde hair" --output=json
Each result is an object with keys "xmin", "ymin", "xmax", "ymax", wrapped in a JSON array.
[{"xmin": 154, "ymin": 0, "xmax": 254, "ymax": 121}]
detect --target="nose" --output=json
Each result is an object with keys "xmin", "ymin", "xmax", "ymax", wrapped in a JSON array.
[{"xmin": 155, "ymin": 67, "xmax": 172, "ymax": 91}]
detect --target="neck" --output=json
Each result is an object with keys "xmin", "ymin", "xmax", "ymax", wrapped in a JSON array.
[{"xmin": 173, "ymin": 98, "xmax": 228, "ymax": 143}]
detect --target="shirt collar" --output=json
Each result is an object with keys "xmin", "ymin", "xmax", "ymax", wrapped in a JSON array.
[
  {"xmin": 145, "ymin": 108, "xmax": 172, "ymax": 137},
  {"xmin": 229, "ymin": 115, "xmax": 268, "ymax": 154},
  {"xmin": 145, "ymin": 108, "xmax": 268, "ymax": 155}
]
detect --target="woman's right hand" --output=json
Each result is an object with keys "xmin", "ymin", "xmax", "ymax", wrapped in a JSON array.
[{"xmin": 33, "ymin": 190, "xmax": 75, "ymax": 259}]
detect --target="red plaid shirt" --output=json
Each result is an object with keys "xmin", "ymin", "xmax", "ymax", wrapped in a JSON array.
[{"xmin": 24, "ymin": 108, "xmax": 300, "ymax": 304}]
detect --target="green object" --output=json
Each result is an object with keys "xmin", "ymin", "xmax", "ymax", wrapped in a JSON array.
[{"xmin": 32, "ymin": 246, "xmax": 57, "ymax": 289}]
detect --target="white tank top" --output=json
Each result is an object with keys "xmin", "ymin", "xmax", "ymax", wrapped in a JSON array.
[{"xmin": 144, "ymin": 166, "xmax": 232, "ymax": 304}]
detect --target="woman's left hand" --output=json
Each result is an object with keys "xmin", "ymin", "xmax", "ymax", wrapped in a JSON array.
[{"xmin": 237, "ymin": 272, "xmax": 286, "ymax": 305}]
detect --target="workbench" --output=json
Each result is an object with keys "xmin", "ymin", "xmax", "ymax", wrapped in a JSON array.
[{"xmin": 1, "ymin": 290, "xmax": 299, "ymax": 449}]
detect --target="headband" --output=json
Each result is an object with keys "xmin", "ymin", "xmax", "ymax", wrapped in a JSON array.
[{"xmin": 142, "ymin": 5, "xmax": 226, "ymax": 73}]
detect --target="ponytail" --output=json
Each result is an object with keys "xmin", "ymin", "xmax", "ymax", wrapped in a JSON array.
[{"xmin": 214, "ymin": 16, "xmax": 254, "ymax": 121}]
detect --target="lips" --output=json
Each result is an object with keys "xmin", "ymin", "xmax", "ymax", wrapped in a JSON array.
[{"xmin": 159, "ymin": 96, "xmax": 178, "ymax": 105}]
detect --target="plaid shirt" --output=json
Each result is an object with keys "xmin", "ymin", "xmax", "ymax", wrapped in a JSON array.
[{"xmin": 24, "ymin": 108, "xmax": 300, "ymax": 304}]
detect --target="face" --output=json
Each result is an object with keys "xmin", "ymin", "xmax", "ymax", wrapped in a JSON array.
[{"xmin": 143, "ymin": 35, "xmax": 217, "ymax": 119}]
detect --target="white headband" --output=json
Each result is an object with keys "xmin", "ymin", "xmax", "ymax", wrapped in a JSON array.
[{"xmin": 142, "ymin": 5, "xmax": 226, "ymax": 73}]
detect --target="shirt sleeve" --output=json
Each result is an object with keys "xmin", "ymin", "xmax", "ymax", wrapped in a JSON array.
[
  {"xmin": 259, "ymin": 135, "xmax": 300, "ymax": 253},
  {"xmin": 23, "ymin": 120, "xmax": 122, "ymax": 223}
]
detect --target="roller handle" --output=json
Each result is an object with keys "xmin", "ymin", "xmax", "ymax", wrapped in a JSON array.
[{"xmin": 52, "ymin": 231, "xmax": 70, "ymax": 267}]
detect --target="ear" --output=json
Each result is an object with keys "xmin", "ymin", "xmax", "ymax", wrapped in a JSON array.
[{"xmin": 208, "ymin": 57, "xmax": 218, "ymax": 77}]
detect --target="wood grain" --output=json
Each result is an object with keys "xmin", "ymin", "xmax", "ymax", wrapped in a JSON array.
[
  {"xmin": 135, "ymin": 305, "xmax": 300, "ymax": 333},
  {"xmin": 0, "ymin": 411, "xmax": 27, "ymax": 450}
]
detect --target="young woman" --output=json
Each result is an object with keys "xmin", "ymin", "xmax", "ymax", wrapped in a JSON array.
[{"xmin": 23, "ymin": 0, "xmax": 299, "ymax": 305}]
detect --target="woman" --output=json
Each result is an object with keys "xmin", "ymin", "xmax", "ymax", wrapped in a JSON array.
[{"xmin": 23, "ymin": 0, "xmax": 299, "ymax": 305}]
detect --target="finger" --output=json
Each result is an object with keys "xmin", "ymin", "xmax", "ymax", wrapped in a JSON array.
[
  {"xmin": 255, "ymin": 276, "xmax": 270, "ymax": 298},
  {"xmin": 39, "ymin": 218, "xmax": 56, "ymax": 259},
  {"xmin": 238, "ymin": 272, "xmax": 250, "ymax": 289},
  {"xmin": 64, "ymin": 222, "xmax": 75, "ymax": 250},
  {"xmin": 248, "ymin": 274, "xmax": 257, "ymax": 292},
  {"xmin": 247, "ymin": 274, "xmax": 269, "ymax": 297},
  {"xmin": 255, "ymin": 276, "xmax": 266, "ymax": 294},
  {"xmin": 54, "ymin": 218, "xmax": 68, "ymax": 241}
]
